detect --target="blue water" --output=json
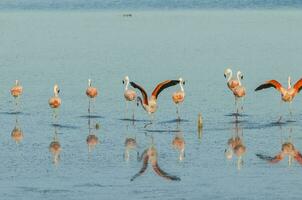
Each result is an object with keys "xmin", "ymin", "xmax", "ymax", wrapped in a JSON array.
[
  {"xmin": 0, "ymin": 0, "xmax": 302, "ymax": 10},
  {"xmin": 1, "ymin": 9, "xmax": 302, "ymax": 200}
]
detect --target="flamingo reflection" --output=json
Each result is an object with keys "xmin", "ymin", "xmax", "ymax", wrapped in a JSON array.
[
  {"xmin": 131, "ymin": 144, "xmax": 181, "ymax": 181},
  {"xmin": 11, "ymin": 115, "xmax": 23, "ymax": 144},
  {"xmin": 256, "ymin": 134, "xmax": 302, "ymax": 166},
  {"xmin": 172, "ymin": 130, "xmax": 185, "ymax": 161},
  {"xmin": 124, "ymin": 137, "xmax": 139, "ymax": 161},
  {"xmin": 49, "ymin": 127, "xmax": 61, "ymax": 166},
  {"xmin": 86, "ymin": 117, "xmax": 99, "ymax": 153},
  {"xmin": 225, "ymin": 122, "xmax": 246, "ymax": 170}
]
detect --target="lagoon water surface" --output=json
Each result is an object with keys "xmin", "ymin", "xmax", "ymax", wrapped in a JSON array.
[{"xmin": 0, "ymin": 10, "xmax": 302, "ymax": 199}]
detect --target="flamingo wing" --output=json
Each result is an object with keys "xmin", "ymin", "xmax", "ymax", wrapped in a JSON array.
[
  {"xmin": 152, "ymin": 162, "xmax": 181, "ymax": 181},
  {"xmin": 130, "ymin": 82, "xmax": 148, "ymax": 105},
  {"xmin": 256, "ymin": 153, "xmax": 283, "ymax": 163},
  {"xmin": 151, "ymin": 80, "xmax": 180, "ymax": 99},
  {"xmin": 255, "ymin": 80, "xmax": 283, "ymax": 92},
  {"xmin": 130, "ymin": 154, "xmax": 149, "ymax": 181},
  {"xmin": 294, "ymin": 151, "xmax": 302, "ymax": 165},
  {"xmin": 293, "ymin": 78, "xmax": 302, "ymax": 93}
]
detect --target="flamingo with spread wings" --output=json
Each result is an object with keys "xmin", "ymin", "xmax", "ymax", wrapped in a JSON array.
[
  {"xmin": 130, "ymin": 79, "xmax": 180, "ymax": 116},
  {"xmin": 255, "ymin": 76, "xmax": 302, "ymax": 119}
]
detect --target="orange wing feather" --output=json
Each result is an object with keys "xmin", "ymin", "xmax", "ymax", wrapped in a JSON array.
[
  {"xmin": 255, "ymin": 80, "xmax": 283, "ymax": 92},
  {"xmin": 293, "ymin": 78, "xmax": 302, "ymax": 93},
  {"xmin": 152, "ymin": 162, "xmax": 181, "ymax": 181},
  {"xmin": 151, "ymin": 80, "xmax": 180, "ymax": 99},
  {"xmin": 130, "ymin": 154, "xmax": 149, "ymax": 181},
  {"xmin": 130, "ymin": 82, "xmax": 148, "ymax": 105}
]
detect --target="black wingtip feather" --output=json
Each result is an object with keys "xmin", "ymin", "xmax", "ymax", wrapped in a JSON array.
[{"xmin": 256, "ymin": 153, "xmax": 274, "ymax": 161}]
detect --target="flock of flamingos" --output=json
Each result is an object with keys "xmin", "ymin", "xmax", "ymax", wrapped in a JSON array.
[{"xmin": 8, "ymin": 68, "xmax": 302, "ymax": 181}]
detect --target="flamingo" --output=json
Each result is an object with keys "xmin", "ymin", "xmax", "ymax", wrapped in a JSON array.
[
  {"xmin": 224, "ymin": 68, "xmax": 240, "ymax": 91},
  {"xmin": 10, "ymin": 80, "xmax": 23, "ymax": 111},
  {"xmin": 49, "ymin": 84, "xmax": 61, "ymax": 119},
  {"xmin": 224, "ymin": 69, "xmax": 246, "ymax": 114},
  {"xmin": 255, "ymin": 76, "xmax": 302, "ymax": 119},
  {"xmin": 256, "ymin": 142, "xmax": 302, "ymax": 166},
  {"xmin": 131, "ymin": 146, "xmax": 181, "ymax": 181},
  {"xmin": 130, "ymin": 79, "xmax": 181, "ymax": 121},
  {"xmin": 172, "ymin": 78, "xmax": 185, "ymax": 120},
  {"xmin": 86, "ymin": 79, "xmax": 98, "ymax": 114},
  {"xmin": 122, "ymin": 76, "xmax": 137, "ymax": 119}
]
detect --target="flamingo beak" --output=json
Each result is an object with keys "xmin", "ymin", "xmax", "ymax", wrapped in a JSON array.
[
  {"xmin": 58, "ymin": 89, "xmax": 60, "ymax": 94},
  {"xmin": 183, "ymin": 81, "xmax": 185, "ymax": 85},
  {"xmin": 241, "ymin": 75, "xmax": 244, "ymax": 80},
  {"xmin": 224, "ymin": 74, "xmax": 226, "ymax": 78},
  {"xmin": 122, "ymin": 80, "xmax": 125, "ymax": 84}
]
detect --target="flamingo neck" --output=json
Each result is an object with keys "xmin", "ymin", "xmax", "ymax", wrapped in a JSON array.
[
  {"xmin": 227, "ymin": 70, "xmax": 233, "ymax": 82},
  {"xmin": 15, "ymin": 80, "xmax": 19, "ymax": 86},
  {"xmin": 179, "ymin": 148, "xmax": 185, "ymax": 161},
  {"xmin": 125, "ymin": 79, "xmax": 129, "ymax": 91},
  {"xmin": 54, "ymin": 86, "xmax": 58, "ymax": 97},
  {"xmin": 288, "ymin": 77, "xmax": 291, "ymax": 89},
  {"xmin": 237, "ymin": 72, "xmax": 242, "ymax": 86},
  {"xmin": 180, "ymin": 82, "xmax": 184, "ymax": 92},
  {"xmin": 88, "ymin": 79, "xmax": 92, "ymax": 87}
]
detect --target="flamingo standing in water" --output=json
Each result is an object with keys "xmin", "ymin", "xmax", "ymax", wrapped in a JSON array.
[
  {"xmin": 49, "ymin": 84, "xmax": 61, "ymax": 119},
  {"xmin": 131, "ymin": 146, "xmax": 181, "ymax": 181},
  {"xmin": 172, "ymin": 78, "xmax": 185, "ymax": 120},
  {"xmin": 255, "ymin": 76, "xmax": 302, "ymax": 120},
  {"xmin": 224, "ymin": 69, "xmax": 246, "ymax": 114},
  {"xmin": 10, "ymin": 80, "xmax": 23, "ymax": 111},
  {"xmin": 130, "ymin": 79, "xmax": 181, "ymax": 122},
  {"xmin": 86, "ymin": 79, "xmax": 98, "ymax": 114},
  {"xmin": 224, "ymin": 68, "xmax": 240, "ymax": 91},
  {"xmin": 122, "ymin": 76, "xmax": 137, "ymax": 119}
]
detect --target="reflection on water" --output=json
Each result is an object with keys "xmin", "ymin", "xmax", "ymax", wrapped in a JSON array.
[
  {"xmin": 225, "ymin": 120, "xmax": 246, "ymax": 170},
  {"xmin": 197, "ymin": 113, "xmax": 203, "ymax": 142},
  {"xmin": 86, "ymin": 117, "xmax": 100, "ymax": 153},
  {"xmin": 49, "ymin": 127, "xmax": 61, "ymax": 166},
  {"xmin": 11, "ymin": 115, "xmax": 24, "ymax": 144},
  {"xmin": 172, "ymin": 127, "xmax": 185, "ymax": 161},
  {"xmin": 131, "ymin": 143, "xmax": 181, "ymax": 181},
  {"xmin": 256, "ymin": 128, "xmax": 302, "ymax": 166},
  {"xmin": 124, "ymin": 137, "xmax": 138, "ymax": 161}
]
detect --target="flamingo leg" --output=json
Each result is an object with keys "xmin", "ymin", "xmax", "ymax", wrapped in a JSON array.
[
  {"xmin": 277, "ymin": 100, "xmax": 283, "ymax": 123},
  {"xmin": 176, "ymin": 104, "xmax": 180, "ymax": 121},
  {"xmin": 144, "ymin": 114, "xmax": 154, "ymax": 128},
  {"xmin": 289, "ymin": 101, "xmax": 293, "ymax": 119},
  {"xmin": 88, "ymin": 98, "xmax": 91, "ymax": 115},
  {"xmin": 132, "ymin": 101, "xmax": 135, "ymax": 121},
  {"xmin": 288, "ymin": 155, "xmax": 292, "ymax": 166}
]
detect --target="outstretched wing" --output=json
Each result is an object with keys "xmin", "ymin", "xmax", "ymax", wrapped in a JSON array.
[
  {"xmin": 255, "ymin": 80, "xmax": 283, "ymax": 92},
  {"xmin": 130, "ymin": 82, "xmax": 148, "ymax": 105},
  {"xmin": 294, "ymin": 151, "xmax": 302, "ymax": 165},
  {"xmin": 151, "ymin": 80, "xmax": 180, "ymax": 99},
  {"xmin": 131, "ymin": 154, "xmax": 149, "ymax": 181},
  {"xmin": 293, "ymin": 78, "xmax": 302, "ymax": 93},
  {"xmin": 256, "ymin": 153, "xmax": 283, "ymax": 163},
  {"xmin": 152, "ymin": 162, "xmax": 181, "ymax": 181}
]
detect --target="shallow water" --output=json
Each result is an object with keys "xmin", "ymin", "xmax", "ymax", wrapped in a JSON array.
[{"xmin": 0, "ymin": 10, "xmax": 302, "ymax": 199}]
